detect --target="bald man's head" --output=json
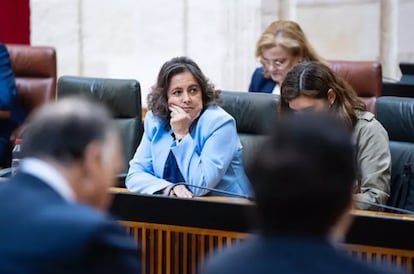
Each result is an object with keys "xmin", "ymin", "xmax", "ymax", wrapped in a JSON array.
[
  {"xmin": 22, "ymin": 97, "xmax": 116, "ymax": 164},
  {"xmin": 21, "ymin": 97, "xmax": 124, "ymax": 210}
]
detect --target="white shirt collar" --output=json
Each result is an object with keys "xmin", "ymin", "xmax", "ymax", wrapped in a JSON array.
[
  {"xmin": 272, "ymin": 83, "xmax": 281, "ymax": 95},
  {"xmin": 20, "ymin": 158, "xmax": 76, "ymax": 203}
]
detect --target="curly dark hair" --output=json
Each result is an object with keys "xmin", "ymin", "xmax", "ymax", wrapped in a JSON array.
[{"xmin": 148, "ymin": 56, "xmax": 221, "ymax": 120}]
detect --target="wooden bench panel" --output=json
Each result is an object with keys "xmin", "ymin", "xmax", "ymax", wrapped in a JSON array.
[{"xmin": 122, "ymin": 221, "xmax": 413, "ymax": 274}]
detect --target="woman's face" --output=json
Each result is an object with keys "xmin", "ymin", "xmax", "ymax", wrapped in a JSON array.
[
  {"xmin": 261, "ymin": 45, "xmax": 302, "ymax": 84},
  {"xmin": 288, "ymin": 95, "xmax": 329, "ymax": 112},
  {"xmin": 167, "ymin": 71, "xmax": 203, "ymax": 121}
]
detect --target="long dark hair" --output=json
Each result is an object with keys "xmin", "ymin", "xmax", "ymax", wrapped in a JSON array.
[
  {"xmin": 280, "ymin": 61, "xmax": 366, "ymax": 127},
  {"xmin": 249, "ymin": 112, "xmax": 355, "ymax": 236}
]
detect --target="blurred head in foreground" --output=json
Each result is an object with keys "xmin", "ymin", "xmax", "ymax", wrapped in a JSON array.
[
  {"xmin": 21, "ymin": 97, "xmax": 123, "ymax": 210},
  {"xmin": 249, "ymin": 112, "xmax": 356, "ymax": 240}
]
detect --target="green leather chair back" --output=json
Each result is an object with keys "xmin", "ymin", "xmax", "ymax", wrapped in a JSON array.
[
  {"xmin": 57, "ymin": 76, "xmax": 143, "ymax": 175},
  {"xmin": 221, "ymin": 91, "xmax": 278, "ymax": 172}
]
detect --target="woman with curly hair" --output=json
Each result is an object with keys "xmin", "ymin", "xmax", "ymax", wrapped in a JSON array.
[{"xmin": 126, "ymin": 57, "xmax": 251, "ymax": 198}]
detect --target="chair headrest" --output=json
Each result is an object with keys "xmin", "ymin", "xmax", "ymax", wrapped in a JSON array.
[
  {"xmin": 376, "ymin": 96, "xmax": 414, "ymax": 142},
  {"xmin": 329, "ymin": 60, "xmax": 382, "ymax": 97},
  {"xmin": 6, "ymin": 44, "xmax": 56, "ymax": 78},
  {"xmin": 221, "ymin": 91, "xmax": 278, "ymax": 134},
  {"xmin": 57, "ymin": 76, "xmax": 141, "ymax": 119},
  {"xmin": 5, "ymin": 44, "xmax": 57, "ymax": 114}
]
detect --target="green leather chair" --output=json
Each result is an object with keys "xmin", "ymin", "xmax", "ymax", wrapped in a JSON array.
[
  {"xmin": 376, "ymin": 96, "xmax": 414, "ymax": 211},
  {"xmin": 57, "ymin": 76, "xmax": 143, "ymax": 176},
  {"xmin": 221, "ymin": 91, "xmax": 278, "ymax": 173}
]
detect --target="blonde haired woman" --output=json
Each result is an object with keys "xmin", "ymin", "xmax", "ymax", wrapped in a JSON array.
[{"xmin": 249, "ymin": 20, "xmax": 325, "ymax": 94}]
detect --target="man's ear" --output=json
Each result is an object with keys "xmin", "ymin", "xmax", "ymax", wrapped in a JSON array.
[
  {"xmin": 83, "ymin": 141, "xmax": 103, "ymax": 174},
  {"xmin": 327, "ymin": 88, "xmax": 337, "ymax": 106}
]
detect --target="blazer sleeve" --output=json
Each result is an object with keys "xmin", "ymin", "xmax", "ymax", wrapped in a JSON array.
[
  {"xmin": 248, "ymin": 67, "xmax": 261, "ymax": 92},
  {"xmin": 0, "ymin": 44, "xmax": 16, "ymax": 110},
  {"xmin": 171, "ymin": 109, "xmax": 239, "ymax": 195},
  {"xmin": 354, "ymin": 114, "xmax": 391, "ymax": 210},
  {"xmin": 126, "ymin": 113, "xmax": 172, "ymax": 194},
  {"xmin": 248, "ymin": 67, "xmax": 276, "ymax": 93}
]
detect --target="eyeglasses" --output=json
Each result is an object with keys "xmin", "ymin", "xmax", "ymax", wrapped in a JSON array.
[{"xmin": 260, "ymin": 58, "xmax": 287, "ymax": 68}]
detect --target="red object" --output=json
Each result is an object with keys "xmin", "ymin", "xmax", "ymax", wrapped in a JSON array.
[{"xmin": 0, "ymin": 0, "xmax": 30, "ymax": 44}]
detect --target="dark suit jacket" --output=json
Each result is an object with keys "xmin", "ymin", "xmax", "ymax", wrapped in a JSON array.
[
  {"xmin": 248, "ymin": 67, "xmax": 277, "ymax": 93},
  {"xmin": 0, "ymin": 172, "xmax": 141, "ymax": 274},
  {"xmin": 0, "ymin": 43, "xmax": 24, "ymax": 166},
  {"xmin": 202, "ymin": 235, "xmax": 397, "ymax": 274}
]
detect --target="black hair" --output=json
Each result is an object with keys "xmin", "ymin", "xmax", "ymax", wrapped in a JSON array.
[
  {"xmin": 248, "ymin": 112, "xmax": 356, "ymax": 236},
  {"xmin": 280, "ymin": 61, "xmax": 366, "ymax": 127}
]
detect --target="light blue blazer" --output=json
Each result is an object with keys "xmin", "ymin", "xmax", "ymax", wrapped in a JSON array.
[{"xmin": 126, "ymin": 106, "xmax": 252, "ymax": 197}]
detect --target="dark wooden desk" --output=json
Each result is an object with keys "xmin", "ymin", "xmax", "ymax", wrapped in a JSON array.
[{"xmin": 110, "ymin": 190, "xmax": 414, "ymax": 274}]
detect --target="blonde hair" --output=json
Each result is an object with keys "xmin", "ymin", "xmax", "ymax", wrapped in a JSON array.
[{"xmin": 255, "ymin": 20, "xmax": 326, "ymax": 78}]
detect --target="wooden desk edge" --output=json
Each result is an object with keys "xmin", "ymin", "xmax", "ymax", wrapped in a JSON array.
[
  {"xmin": 110, "ymin": 187, "xmax": 252, "ymax": 204},
  {"xmin": 110, "ymin": 188, "xmax": 414, "ymax": 218}
]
